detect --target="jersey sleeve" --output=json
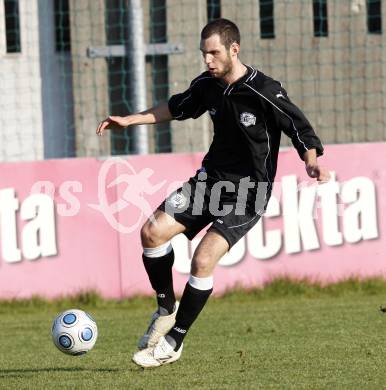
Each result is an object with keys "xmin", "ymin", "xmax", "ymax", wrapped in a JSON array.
[
  {"xmin": 262, "ymin": 81, "xmax": 324, "ymax": 160},
  {"xmin": 168, "ymin": 77, "xmax": 208, "ymax": 121}
]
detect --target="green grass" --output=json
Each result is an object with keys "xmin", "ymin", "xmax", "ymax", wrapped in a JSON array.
[{"xmin": 1, "ymin": 280, "xmax": 386, "ymax": 389}]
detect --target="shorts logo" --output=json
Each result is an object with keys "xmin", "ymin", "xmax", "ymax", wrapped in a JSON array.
[
  {"xmin": 209, "ymin": 108, "xmax": 217, "ymax": 116},
  {"xmin": 166, "ymin": 191, "xmax": 187, "ymax": 209},
  {"xmin": 240, "ymin": 112, "xmax": 256, "ymax": 127}
]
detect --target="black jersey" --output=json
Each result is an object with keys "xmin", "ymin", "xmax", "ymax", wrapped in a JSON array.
[{"xmin": 168, "ymin": 65, "xmax": 324, "ymax": 184}]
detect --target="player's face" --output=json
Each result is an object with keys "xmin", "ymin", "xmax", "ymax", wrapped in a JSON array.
[{"xmin": 200, "ymin": 34, "xmax": 236, "ymax": 79}]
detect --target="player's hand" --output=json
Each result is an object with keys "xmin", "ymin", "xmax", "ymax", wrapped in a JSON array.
[
  {"xmin": 306, "ymin": 164, "xmax": 330, "ymax": 183},
  {"xmin": 96, "ymin": 115, "xmax": 133, "ymax": 136}
]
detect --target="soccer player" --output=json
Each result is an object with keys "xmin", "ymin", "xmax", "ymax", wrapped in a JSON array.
[{"xmin": 96, "ymin": 18, "xmax": 330, "ymax": 368}]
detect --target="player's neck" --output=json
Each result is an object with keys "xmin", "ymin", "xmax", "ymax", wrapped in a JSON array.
[{"xmin": 222, "ymin": 61, "xmax": 247, "ymax": 85}]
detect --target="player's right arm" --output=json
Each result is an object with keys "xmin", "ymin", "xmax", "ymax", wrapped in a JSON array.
[
  {"xmin": 96, "ymin": 102, "xmax": 172, "ymax": 136},
  {"xmin": 97, "ymin": 73, "xmax": 208, "ymax": 136}
]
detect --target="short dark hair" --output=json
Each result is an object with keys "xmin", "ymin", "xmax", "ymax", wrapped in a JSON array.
[{"xmin": 201, "ymin": 18, "xmax": 240, "ymax": 49}]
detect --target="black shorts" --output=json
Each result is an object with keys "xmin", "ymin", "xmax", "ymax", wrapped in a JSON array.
[{"xmin": 158, "ymin": 171, "xmax": 270, "ymax": 249}]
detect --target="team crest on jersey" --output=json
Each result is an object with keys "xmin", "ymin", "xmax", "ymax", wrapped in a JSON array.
[
  {"xmin": 166, "ymin": 190, "xmax": 188, "ymax": 209},
  {"xmin": 240, "ymin": 112, "xmax": 256, "ymax": 127}
]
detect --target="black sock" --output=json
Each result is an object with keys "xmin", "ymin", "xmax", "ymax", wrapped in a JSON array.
[
  {"xmin": 166, "ymin": 282, "xmax": 213, "ymax": 351},
  {"xmin": 142, "ymin": 249, "xmax": 176, "ymax": 314}
]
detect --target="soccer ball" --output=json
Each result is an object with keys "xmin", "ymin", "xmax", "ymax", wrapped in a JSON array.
[{"xmin": 51, "ymin": 309, "xmax": 98, "ymax": 355}]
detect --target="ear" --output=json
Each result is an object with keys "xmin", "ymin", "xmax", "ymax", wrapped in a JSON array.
[{"xmin": 230, "ymin": 42, "xmax": 240, "ymax": 56}]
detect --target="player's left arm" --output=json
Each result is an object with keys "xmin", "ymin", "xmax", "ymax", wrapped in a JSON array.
[{"xmin": 262, "ymin": 80, "xmax": 330, "ymax": 182}]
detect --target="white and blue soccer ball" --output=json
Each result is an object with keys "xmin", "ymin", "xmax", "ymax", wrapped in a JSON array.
[{"xmin": 51, "ymin": 309, "xmax": 98, "ymax": 355}]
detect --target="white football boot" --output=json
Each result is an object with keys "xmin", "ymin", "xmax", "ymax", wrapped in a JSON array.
[
  {"xmin": 133, "ymin": 336, "xmax": 183, "ymax": 368},
  {"xmin": 137, "ymin": 301, "xmax": 179, "ymax": 350}
]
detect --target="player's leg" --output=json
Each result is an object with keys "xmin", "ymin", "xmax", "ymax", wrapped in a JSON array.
[
  {"xmin": 140, "ymin": 171, "xmax": 213, "ymax": 319},
  {"xmin": 138, "ymin": 209, "xmax": 187, "ymax": 349},
  {"xmin": 141, "ymin": 209, "xmax": 186, "ymax": 314},
  {"xmin": 165, "ymin": 198, "xmax": 265, "ymax": 351},
  {"xmin": 133, "ymin": 230, "xmax": 229, "ymax": 367},
  {"xmin": 165, "ymin": 230, "xmax": 228, "ymax": 350}
]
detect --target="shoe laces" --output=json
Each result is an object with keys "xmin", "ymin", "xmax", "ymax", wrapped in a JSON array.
[{"xmin": 156, "ymin": 338, "xmax": 172, "ymax": 355}]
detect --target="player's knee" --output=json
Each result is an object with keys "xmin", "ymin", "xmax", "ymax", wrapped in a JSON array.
[
  {"xmin": 191, "ymin": 254, "xmax": 213, "ymax": 275},
  {"xmin": 140, "ymin": 221, "xmax": 164, "ymax": 248}
]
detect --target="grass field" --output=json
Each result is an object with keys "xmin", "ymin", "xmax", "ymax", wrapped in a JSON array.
[{"xmin": 1, "ymin": 280, "xmax": 386, "ymax": 389}]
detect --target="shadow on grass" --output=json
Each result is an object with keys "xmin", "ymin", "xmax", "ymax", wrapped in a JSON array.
[{"xmin": 0, "ymin": 367, "xmax": 120, "ymax": 377}]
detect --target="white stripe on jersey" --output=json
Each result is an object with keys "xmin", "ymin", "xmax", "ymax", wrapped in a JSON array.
[{"xmin": 243, "ymin": 83, "xmax": 309, "ymax": 153}]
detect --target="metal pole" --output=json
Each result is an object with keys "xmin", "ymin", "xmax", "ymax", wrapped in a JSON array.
[{"xmin": 127, "ymin": 0, "xmax": 148, "ymax": 154}]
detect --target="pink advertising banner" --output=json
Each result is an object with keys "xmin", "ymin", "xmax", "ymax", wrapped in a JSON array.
[{"xmin": 0, "ymin": 143, "xmax": 384, "ymax": 298}]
